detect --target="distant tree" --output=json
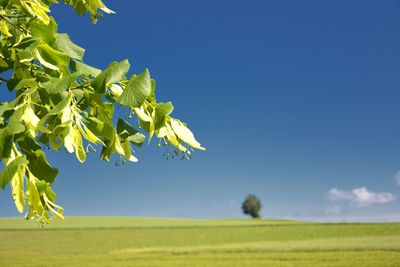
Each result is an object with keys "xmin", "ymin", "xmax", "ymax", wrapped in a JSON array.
[{"xmin": 242, "ymin": 194, "xmax": 262, "ymax": 219}]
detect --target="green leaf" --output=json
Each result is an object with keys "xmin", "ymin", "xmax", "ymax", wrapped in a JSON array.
[
  {"xmin": 0, "ymin": 20, "xmax": 11, "ymax": 37},
  {"xmin": 6, "ymin": 78, "xmax": 38, "ymax": 91},
  {"xmin": 30, "ymin": 19, "xmax": 57, "ymax": 44},
  {"xmin": 27, "ymin": 150, "xmax": 59, "ymax": 184},
  {"xmin": 72, "ymin": 127, "xmax": 86, "ymax": 163},
  {"xmin": 170, "ymin": 119, "xmax": 205, "ymax": 151},
  {"xmin": 165, "ymin": 123, "xmax": 187, "ymax": 152},
  {"xmin": 154, "ymin": 102, "xmax": 174, "ymax": 130},
  {"xmin": 0, "ymin": 156, "xmax": 29, "ymax": 189},
  {"xmin": 100, "ymin": 138, "xmax": 115, "ymax": 161},
  {"xmin": 92, "ymin": 60, "xmax": 130, "ymax": 93},
  {"xmin": 26, "ymin": 175, "xmax": 45, "ymax": 220},
  {"xmin": 70, "ymin": 60, "xmax": 101, "ymax": 76},
  {"xmin": 35, "ymin": 43, "xmax": 69, "ymax": 71},
  {"xmin": 0, "ymin": 122, "xmax": 25, "ymax": 158},
  {"xmin": 65, "ymin": 0, "xmax": 114, "ymax": 23},
  {"xmin": 87, "ymin": 117, "xmax": 114, "ymax": 139},
  {"xmin": 13, "ymin": 37, "xmax": 39, "ymax": 52},
  {"xmin": 148, "ymin": 79, "xmax": 157, "ymax": 104},
  {"xmin": 118, "ymin": 69, "xmax": 151, "ymax": 108},
  {"xmin": 19, "ymin": 1, "xmax": 51, "ymax": 25},
  {"xmin": 76, "ymin": 120, "xmax": 105, "ymax": 145},
  {"xmin": 37, "ymin": 95, "xmax": 72, "ymax": 133},
  {"xmin": 11, "ymin": 163, "xmax": 26, "ymax": 213},
  {"xmin": 0, "ymin": 100, "xmax": 18, "ymax": 124},
  {"xmin": 116, "ymin": 119, "xmax": 145, "ymax": 147},
  {"xmin": 41, "ymin": 73, "xmax": 78, "ymax": 95},
  {"xmin": 49, "ymin": 133, "xmax": 63, "ymax": 151},
  {"xmin": 17, "ymin": 136, "xmax": 59, "ymax": 183},
  {"xmin": 54, "ymin": 33, "xmax": 85, "ymax": 60},
  {"xmin": 0, "ymin": 57, "xmax": 8, "ymax": 69},
  {"xmin": 16, "ymin": 135, "xmax": 42, "ymax": 152}
]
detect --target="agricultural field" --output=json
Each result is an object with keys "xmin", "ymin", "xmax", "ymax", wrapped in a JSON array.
[{"xmin": 0, "ymin": 217, "xmax": 399, "ymax": 267}]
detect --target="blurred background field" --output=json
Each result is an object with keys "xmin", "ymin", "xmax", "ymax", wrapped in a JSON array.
[{"xmin": 0, "ymin": 217, "xmax": 399, "ymax": 267}]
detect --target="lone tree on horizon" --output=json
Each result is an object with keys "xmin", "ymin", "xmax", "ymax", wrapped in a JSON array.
[{"xmin": 242, "ymin": 194, "xmax": 262, "ymax": 219}]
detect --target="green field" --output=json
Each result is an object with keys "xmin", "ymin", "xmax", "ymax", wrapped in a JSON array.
[{"xmin": 0, "ymin": 217, "xmax": 399, "ymax": 267}]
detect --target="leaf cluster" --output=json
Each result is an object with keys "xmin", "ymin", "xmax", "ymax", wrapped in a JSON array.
[{"xmin": 0, "ymin": 0, "xmax": 204, "ymax": 224}]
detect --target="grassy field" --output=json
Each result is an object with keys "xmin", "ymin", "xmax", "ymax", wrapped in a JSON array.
[{"xmin": 0, "ymin": 217, "xmax": 399, "ymax": 267}]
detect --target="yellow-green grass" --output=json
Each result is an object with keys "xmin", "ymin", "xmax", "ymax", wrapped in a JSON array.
[
  {"xmin": 0, "ymin": 216, "xmax": 299, "ymax": 230},
  {"xmin": 0, "ymin": 217, "xmax": 399, "ymax": 267}
]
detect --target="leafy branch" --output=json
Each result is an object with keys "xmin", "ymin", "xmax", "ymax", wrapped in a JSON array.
[{"xmin": 0, "ymin": 0, "xmax": 204, "ymax": 225}]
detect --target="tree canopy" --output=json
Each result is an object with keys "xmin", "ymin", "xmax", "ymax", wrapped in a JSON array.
[
  {"xmin": 0, "ymin": 0, "xmax": 204, "ymax": 224},
  {"xmin": 242, "ymin": 194, "xmax": 262, "ymax": 219}
]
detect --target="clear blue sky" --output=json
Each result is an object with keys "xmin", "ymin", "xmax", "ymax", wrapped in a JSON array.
[{"xmin": 1, "ymin": 0, "xmax": 400, "ymax": 221}]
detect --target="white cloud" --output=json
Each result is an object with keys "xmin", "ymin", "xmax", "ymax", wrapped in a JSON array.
[
  {"xmin": 394, "ymin": 171, "xmax": 400, "ymax": 186},
  {"xmin": 324, "ymin": 204, "xmax": 342, "ymax": 214},
  {"xmin": 327, "ymin": 187, "xmax": 395, "ymax": 207}
]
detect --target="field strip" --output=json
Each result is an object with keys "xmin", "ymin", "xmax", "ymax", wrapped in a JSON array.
[
  {"xmin": 0, "ymin": 218, "xmax": 302, "ymax": 230},
  {"xmin": 110, "ymin": 235, "xmax": 400, "ymax": 255}
]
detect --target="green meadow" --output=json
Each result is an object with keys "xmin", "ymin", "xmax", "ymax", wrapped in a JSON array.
[{"xmin": 0, "ymin": 217, "xmax": 399, "ymax": 267}]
